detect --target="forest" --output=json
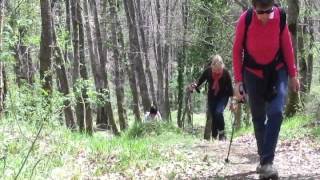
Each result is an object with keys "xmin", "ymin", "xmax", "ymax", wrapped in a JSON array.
[{"xmin": 0, "ymin": 0, "xmax": 320, "ymax": 179}]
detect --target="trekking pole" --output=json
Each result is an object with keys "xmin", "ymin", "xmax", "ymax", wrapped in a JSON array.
[
  {"xmin": 225, "ymin": 84, "xmax": 245, "ymax": 163},
  {"xmin": 225, "ymin": 111, "xmax": 236, "ymax": 163}
]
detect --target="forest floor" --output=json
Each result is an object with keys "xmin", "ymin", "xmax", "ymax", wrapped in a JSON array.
[
  {"xmin": 70, "ymin": 134, "xmax": 320, "ymax": 180},
  {"xmin": 2, "ymin": 115, "xmax": 320, "ymax": 179},
  {"xmin": 49, "ymin": 115, "xmax": 320, "ymax": 180}
]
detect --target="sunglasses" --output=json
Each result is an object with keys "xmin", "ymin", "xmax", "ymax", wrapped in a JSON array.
[{"xmin": 255, "ymin": 8, "xmax": 274, "ymax": 14}]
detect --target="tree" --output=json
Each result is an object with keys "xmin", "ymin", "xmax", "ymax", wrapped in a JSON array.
[
  {"xmin": 108, "ymin": 0, "xmax": 128, "ymax": 130},
  {"xmin": 78, "ymin": 1, "xmax": 93, "ymax": 134},
  {"xmin": 51, "ymin": 1, "xmax": 76, "ymax": 129},
  {"xmin": 39, "ymin": 0, "xmax": 53, "ymax": 95},
  {"xmin": 83, "ymin": 0, "xmax": 106, "ymax": 129},
  {"xmin": 118, "ymin": 0, "xmax": 142, "ymax": 122},
  {"xmin": 154, "ymin": 0, "xmax": 164, "ymax": 113},
  {"xmin": 285, "ymin": 0, "xmax": 301, "ymax": 117},
  {"xmin": 71, "ymin": 0, "xmax": 93, "ymax": 134},
  {"xmin": 177, "ymin": 0, "xmax": 188, "ymax": 128},
  {"xmin": 0, "ymin": 0, "xmax": 6, "ymax": 115},
  {"xmin": 123, "ymin": 0, "xmax": 151, "ymax": 112},
  {"xmin": 136, "ymin": 0, "xmax": 157, "ymax": 107},
  {"xmin": 91, "ymin": 0, "xmax": 120, "ymax": 135}
]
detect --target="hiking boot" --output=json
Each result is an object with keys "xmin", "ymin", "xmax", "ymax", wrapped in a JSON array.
[
  {"xmin": 218, "ymin": 134, "xmax": 226, "ymax": 141},
  {"xmin": 259, "ymin": 164, "xmax": 278, "ymax": 179},
  {"xmin": 218, "ymin": 130, "xmax": 226, "ymax": 141}
]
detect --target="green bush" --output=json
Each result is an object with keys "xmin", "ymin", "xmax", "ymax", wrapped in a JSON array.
[{"xmin": 126, "ymin": 122, "xmax": 182, "ymax": 138}]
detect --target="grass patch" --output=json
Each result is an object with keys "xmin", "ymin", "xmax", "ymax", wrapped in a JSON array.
[
  {"xmin": 311, "ymin": 127, "xmax": 320, "ymax": 139},
  {"xmin": 0, "ymin": 119, "xmax": 197, "ymax": 179},
  {"xmin": 280, "ymin": 115, "xmax": 312, "ymax": 139}
]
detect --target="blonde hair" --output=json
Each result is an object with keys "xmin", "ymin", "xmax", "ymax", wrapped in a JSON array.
[{"xmin": 210, "ymin": 54, "xmax": 224, "ymax": 69}]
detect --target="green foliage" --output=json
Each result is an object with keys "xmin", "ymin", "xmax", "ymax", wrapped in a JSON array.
[
  {"xmin": 311, "ymin": 127, "xmax": 320, "ymax": 139},
  {"xmin": 280, "ymin": 115, "xmax": 312, "ymax": 139},
  {"xmin": 0, "ymin": 117, "xmax": 195, "ymax": 179},
  {"xmin": 126, "ymin": 122, "xmax": 182, "ymax": 138}
]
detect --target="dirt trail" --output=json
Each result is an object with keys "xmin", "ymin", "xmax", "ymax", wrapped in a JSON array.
[
  {"xmin": 104, "ymin": 135, "xmax": 320, "ymax": 179},
  {"xmin": 51, "ymin": 134, "xmax": 320, "ymax": 179}
]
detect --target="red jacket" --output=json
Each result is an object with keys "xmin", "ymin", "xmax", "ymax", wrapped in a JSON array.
[{"xmin": 232, "ymin": 7, "xmax": 297, "ymax": 82}]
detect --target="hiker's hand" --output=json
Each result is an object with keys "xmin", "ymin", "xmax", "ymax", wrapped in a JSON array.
[
  {"xmin": 229, "ymin": 101, "xmax": 238, "ymax": 112},
  {"xmin": 290, "ymin": 77, "xmax": 300, "ymax": 93},
  {"xmin": 188, "ymin": 83, "xmax": 197, "ymax": 93},
  {"xmin": 234, "ymin": 82, "xmax": 245, "ymax": 101}
]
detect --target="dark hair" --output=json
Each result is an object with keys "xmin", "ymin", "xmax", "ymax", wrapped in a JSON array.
[
  {"xmin": 252, "ymin": 0, "xmax": 274, "ymax": 8},
  {"xmin": 150, "ymin": 106, "xmax": 157, "ymax": 114}
]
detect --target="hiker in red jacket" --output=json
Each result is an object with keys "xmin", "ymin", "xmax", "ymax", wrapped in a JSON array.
[
  {"xmin": 232, "ymin": 0, "xmax": 300, "ymax": 178},
  {"xmin": 190, "ymin": 55, "xmax": 234, "ymax": 141}
]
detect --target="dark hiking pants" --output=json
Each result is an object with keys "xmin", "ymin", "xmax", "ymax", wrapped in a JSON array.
[
  {"xmin": 208, "ymin": 96, "xmax": 229, "ymax": 139},
  {"xmin": 244, "ymin": 68, "xmax": 288, "ymax": 165}
]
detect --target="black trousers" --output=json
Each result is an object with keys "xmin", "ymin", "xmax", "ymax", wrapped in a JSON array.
[{"xmin": 208, "ymin": 96, "xmax": 228, "ymax": 138}]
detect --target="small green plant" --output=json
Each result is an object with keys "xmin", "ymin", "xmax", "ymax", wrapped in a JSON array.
[{"xmin": 126, "ymin": 122, "xmax": 182, "ymax": 139}]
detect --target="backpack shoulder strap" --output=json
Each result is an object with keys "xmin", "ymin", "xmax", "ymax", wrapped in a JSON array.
[
  {"xmin": 245, "ymin": 8, "xmax": 254, "ymax": 32},
  {"xmin": 279, "ymin": 7, "xmax": 286, "ymax": 33},
  {"xmin": 244, "ymin": 8, "xmax": 253, "ymax": 48}
]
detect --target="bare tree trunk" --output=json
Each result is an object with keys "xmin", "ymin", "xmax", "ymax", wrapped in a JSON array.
[
  {"xmin": 40, "ymin": 0, "xmax": 53, "ymax": 95},
  {"xmin": 14, "ymin": 42, "xmax": 35, "ymax": 86},
  {"xmin": 306, "ymin": 0, "xmax": 314, "ymax": 93},
  {"xmin": 154, "ymin": 0, "xmax": 164, "ymax": 111},
  {"xmin": 64, "ymin": 0, "xmax": 73, "ymax": 77},
  {"xmin": 285, "ymin": 0, "xmax": 301, "ymax": 117},
  {"xmin": 0, "ymin": 0, "xmax": 6, "ymax": 115},
  {"xmin": 78, "ymin": 3, "xmax": 93, "ymax": 134},
  {"xmin": 108, "ymin": 0, "xmax": 140, "ymax": 123},
  {"xmin": 123, "ymin": 0, "xmax": 151, "ymax": 112},
  {"xmin": 71, "ymin": 0, "xmax": 85, "ymax": 131},
  {"xmin": 162, "ymin": 0, "xmax": 178, "ymax": 121},
  {"xmin": 136, "ymin": 0, "xmax": 157, "ymax": 106},
  {"xmin": 93, "ymin": 0, "xmax": 109, "ymax": 130},
  {"xmin": 307, "ymin": 18, "xmax": 314, "ymax": 93},
  {"xmin": 298, "ymin": 18, "xmax": 307, "ymax": 97},
  {"xmin": 51, "ymin": 3, "xmax": 76, "ymax": 129},
  {"xmin": 91, "ymin": 0, "xmax": 119, "ymax": 135},
  {"xmin": 177, "ymin": 0, "xmax": 188, "ymax": 128},
  {"xmin": 84, "ymin": 0, "xmax": 106, "ymax": 130},
  {"xmin": 108, "ymin": 0, "xmax": 127, "ymax": 130}
]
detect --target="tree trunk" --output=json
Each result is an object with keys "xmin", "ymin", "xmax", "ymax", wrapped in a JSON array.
[
  {"xmin": 162, "ymin": 0, "xmax": 178, "ymax": 121},
  {"xmin": 51, "ymin": 4, "xmax": 76, "ymax": 129},
  {"xmin": 14, "ymin": 42, "xmax": 35, "ymax": 86},
  {"xmin": 123, "ymin": 0, "xmax": 151, "ymax": 112},
  {"xmin": 154, "ymin": 0, "xmax": 164, "ymax": 112},
  {"xmin": 136, "ymin": 0, "xmax": 157, "ymax": 107},
  {"xmin": 91, "ymin": 0, "xmax": 120, "ymax": 135},
  {"xmin": 78, "ymin": 3, "xmax": 93, "ymax": 134},
  {"xmin": 307, "ymin": 18, "xmax": 314, "ymax": 93},
  {"xmin": 177, "ymin": 0, "xmax": 188, "ymax": 128},
  {"xmin": 64, "ymin": 0, "xmax": 73, "ymax": 80},
  {"xmin": 285, "ymin": 0, "xmax": 301, "ymax": 117},
  {"xmin": 84, "ymin": 0, "xmax": 106, "ymax": 130},
  {"xmin": 0, "ymin": 0, "xmax": 6, "ymax": 115},
  {"xmin": 113, "ymin": 1, "xmax": 141, "ymax": 122},
  {"xmin": 71, "ymin": 0, "xmax": 85, "ymax": 131},
  {"xmin": 108, "ymin": 0, "xmax": 128, "ymax": 130},
  {"xmin": 94, "ymin": 0, "xmax": 109, "ymax": 130},
  {"xmin": 40, "ymin": 0, "xmax": 53, "ymax": 95},
  {"xmin": 298, "ymin": 18, "xmax": 307, "ymax": 98}
]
